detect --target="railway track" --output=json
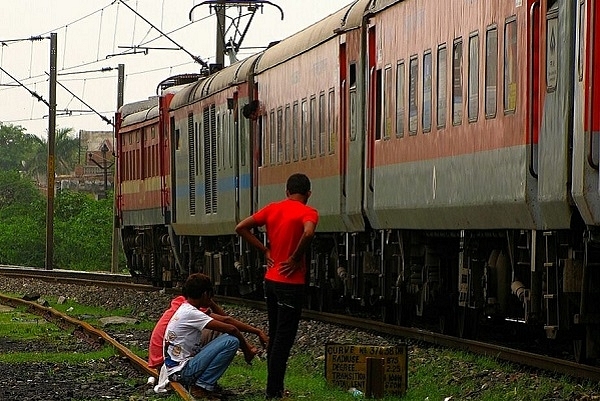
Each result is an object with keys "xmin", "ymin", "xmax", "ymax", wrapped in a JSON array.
[
  {"xmin": 2, "ymin": 265, "xmax": 600, "ymax": 383},
  {"xmin": 0, "ymin": 289, "xmax": 193, "ymax": 401}
]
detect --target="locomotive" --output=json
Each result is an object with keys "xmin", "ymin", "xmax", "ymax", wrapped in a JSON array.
[{"xmin": 115, "ymin": 0, "xmax": 600, "ymax": 363}]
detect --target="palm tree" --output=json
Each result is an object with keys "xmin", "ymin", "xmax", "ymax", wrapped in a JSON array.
[{"xmin": 22, "ymin": 127, "xmax": 80, "ymax": 183}]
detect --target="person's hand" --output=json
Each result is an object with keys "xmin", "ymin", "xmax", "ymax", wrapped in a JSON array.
[
  {"xmin": 243, "ymin": 344, "xmax": 259, "ymax": 364},
  {"xmin": 265, "ymin": 249, "xmax": 274, "ymax": 268},
  {"xmin": 258, "ymin": 330, "xmax": 269, "ymax": 349},
  {"xmin": 279, "ymin": 257, "xmax": 300, "ymax": 277}
]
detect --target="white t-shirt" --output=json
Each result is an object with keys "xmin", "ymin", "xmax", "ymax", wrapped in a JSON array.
[{"xmin": 163, "ymin": 302, "xmax": 213, "ymax": 377}]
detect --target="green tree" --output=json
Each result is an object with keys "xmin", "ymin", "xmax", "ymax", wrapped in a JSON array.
[
  {"xmin": 0, "ymin": 171, "xmax": 46, "ymax": 266},
  {"xmin": 0, "ymin": 172, "xmax": 124, "ymax": 271},
  {"xmin": 22, "ymin": 127, "xmax": 80, "ymax": 183},
  {"xmin": 0, "ymin": 123, "xmax": 41, "ymax": 172},
  {"xmin": 0, "ymin": 170, "xmax": 43, "ymax": 210},
  {"xmin": 53, "ymin": 189, "xmax": 116, "ymax": 271}
]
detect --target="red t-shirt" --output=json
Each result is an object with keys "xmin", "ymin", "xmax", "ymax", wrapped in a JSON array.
[
  {"xmin": 252, "ymin": 198, "xmax": 319, "ymax": 285},
  {"xmin": 147, "ymin": 295, "xmax": 185, "ymax": 369}
]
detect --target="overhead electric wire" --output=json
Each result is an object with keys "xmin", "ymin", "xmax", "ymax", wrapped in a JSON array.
[
  {"xmin": 38, "ymin": 4, "xmax": 112, "ymax": 37},
  {"xmin": 0, "ymin": 36, "xmax": 46, "ymax": 44},
  {"xmin": 0, "ymin": 65, "xmax": 48, "ymax": 107},
  {"xmin": 45, "ymin": 72, "xmax": 112, "ymax": 126},
  {"xmin": 115, "ymin": 0, "xmax": 209, "ymax": 68}
]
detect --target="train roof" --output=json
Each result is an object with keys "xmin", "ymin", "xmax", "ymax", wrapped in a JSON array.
[
  {"xmin": 119, "ymin": 97, "xmax": 159, "ymax": 120},
  {"xmin": 367, "ymin": 0, "xmax": 409, "ymax": 13},
  {"xmin": 170, "ymin": 53, "xmax": 262, "ymax": 110},
  {"xmin": 255, "ymin": 0, "xmax": 370, "ymax": 74},
  {"xmin": 121, "ymin": 100, "xmax": 159, "ymax": 128}
]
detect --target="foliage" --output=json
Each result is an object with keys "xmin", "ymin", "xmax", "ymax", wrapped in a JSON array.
[
  {"xmin": 22, "ymin": 127, "xmax": 81, "ymax": 182},
  {"xmin": 0, "ymin": 123, "xmax": 41, "ymax": 172},
  {"xmin": 0, "ymin": 170, "xmax": 44, "ymax": 211},
  {"xmin": 53, "ymin": 189, "xmax": 117, "ymax": 271},
  {"xmin": 0, "ymin": 171, "xmax": 122, "ymax": 270}
]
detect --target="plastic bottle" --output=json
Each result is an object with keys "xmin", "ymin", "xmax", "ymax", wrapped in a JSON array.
[{"xmin": 348, "ymin": 387, "xmax": 363, "ymax": 398}]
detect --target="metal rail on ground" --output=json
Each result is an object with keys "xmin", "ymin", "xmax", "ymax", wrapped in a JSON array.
[
  {"xmin": 0, "ymin": 292, "xmax": 193, "ymax": 401},
  {"xmin": 2, "ymin": 266, "xmax": 600, "ymax": 383}
]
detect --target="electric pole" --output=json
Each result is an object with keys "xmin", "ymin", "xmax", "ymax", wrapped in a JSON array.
[
  {"xmin": 111, "ymin": 63, "xmax": 124, "ymax": 273},
  {"xmin": 45, "ymin": 32, "xmax": 57, "ymax": 270},
  {"xmin": 216, "ymin": 0, "xmax": 225, "ymax": 68}
]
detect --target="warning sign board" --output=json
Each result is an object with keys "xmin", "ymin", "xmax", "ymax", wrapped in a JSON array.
[{"xmin": 324, "ymin": 343, "xmax": 408, "ymax": 396}]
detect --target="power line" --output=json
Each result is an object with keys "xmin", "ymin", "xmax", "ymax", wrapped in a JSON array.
[
  {"xmin": 0, "ymin": 66, "xmax": 49, "ymax": 107},
  {"xmin": 46, "ymin": 72, "xmax": 113, "ymax": 126},
  {"xmin": 116, "ymin": 0, "xmax": 209, "ymax": 68}
]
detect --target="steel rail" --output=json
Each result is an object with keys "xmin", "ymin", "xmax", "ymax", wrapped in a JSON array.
[
  {"xmin": 217, "ymin": 296, "xmax": 600, "ymax": 382},
  {"xmin": 0, "ymin": 292, "xmax": 192, "ymax": 401},
  {"xmin": 2, "ymin": 267, "xmax": 600, "ymax": 382}
]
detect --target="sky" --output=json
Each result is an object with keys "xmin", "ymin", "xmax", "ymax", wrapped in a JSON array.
[{"xmin": 0, "ymin": 0, "xmax": 352, "ymax": 138}]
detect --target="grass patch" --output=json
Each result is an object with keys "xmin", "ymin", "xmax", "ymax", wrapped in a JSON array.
[
  {"xmin": 0, "ymin": 347, "xmax": 115, "ymax": 363},
  {"xmin": 0, "ymin": 305, "xmax": 118, "ymax": 363},
  {"xmin": 220, "ymin": 353, "xmax": 401, "ymax": 401},
  {"xmin": 217, "ymin": 346, "xmax": 600, "ymax": 401},
  {"xmin": 0, "ymin": 306, "xmax": 61, "ymax": 339}
]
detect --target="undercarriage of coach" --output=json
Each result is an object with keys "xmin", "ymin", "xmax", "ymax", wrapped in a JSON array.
[
  {"xmin": 302, "ymin": 227, "xmax": 599, "ymax": 363},
  {"xmin": 121, "ymin": 225, "xmax": 176, "ymax": 286}
]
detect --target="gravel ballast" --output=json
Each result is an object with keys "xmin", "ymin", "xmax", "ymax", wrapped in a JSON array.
[{"xmin": 1, "ymin": 275, "xmax": 600, "ymax": 400}]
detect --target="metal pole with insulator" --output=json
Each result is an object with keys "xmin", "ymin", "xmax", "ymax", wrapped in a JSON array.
[{"xmin": 45, "ymin": 32, "xmax": 57, "ymax": 270}]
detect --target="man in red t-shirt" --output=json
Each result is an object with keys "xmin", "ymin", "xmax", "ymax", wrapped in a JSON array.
[{"xmin": 235, "ymin": 173, "xmax": 319, "ymax": 399}]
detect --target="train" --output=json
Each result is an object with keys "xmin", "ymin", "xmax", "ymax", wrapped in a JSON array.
[{"xmin": 115, "ymin": 0, "xmax": 600, "ymax": 363}]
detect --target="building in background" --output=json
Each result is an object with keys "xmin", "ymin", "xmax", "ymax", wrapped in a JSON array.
[{"xmin": 58, "ymin": 130, "xmax": 115, "ymax": 199}]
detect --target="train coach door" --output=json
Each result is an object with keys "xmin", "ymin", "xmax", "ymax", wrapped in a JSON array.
[{"xmin": 340, "ymin": 41, "xmax": 348, "ymax": 203}]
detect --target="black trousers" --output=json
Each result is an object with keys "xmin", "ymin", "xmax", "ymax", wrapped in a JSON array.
[{"xmin": 264, "ymin": 279, "xmax": 304, "ymax": 398}]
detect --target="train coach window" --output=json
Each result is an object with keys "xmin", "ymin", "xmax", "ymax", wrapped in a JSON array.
[
  {"xmin": 452, "ymin": 38, "xmax": 464, "ymax": 125},
  {"xmin": 319, "ymin": 93, "xmax": 326, "ymax": 155},
  {"xmin": 423, "ymin": 51, "xmax": 432, "ymax": 132},
  {"xmin": 504, "ymin": 18, "xmax": 518, "ymax": 113},
  {"xmin": 293, "ymin": 102, "xmax": 299, "ymax": 161},
  {"xmin": 301, "ymin": 99, "xmax": 308, "ymax": 159},
  {"xmin": 328, "ymin": 89, "xmax": 335, "ymax": 154},
  {"xmin": 485, "ymin": 26, "xmax": 498, "ymax": 118},
  {"xmin": 277, "ymin": 108, "xmax": 283, "ymax": 163},
  {"xmin": 383, "ymin": 65, "xmax": 393, "ymax": 139},
  {"xmin": 269, "ymin": 110, "xmax": 276, "ymax": 165},
  {"xmin": 396, "ymin": 61, "xmax": 405, "ymax": 137},
  {"xmin": 310, "ymin": 96, "xmax": 317, "ymax": 157},
  {"xmin": 409, "ymin": 56, "xmax": 418, "ymax": 134},
  {"xmin": 285, "ymin": 105, "xmax": 291, "ymax": 163},
  {"xmin": 437, "ymin": 45, "xmax": 447, "ymax": 128},
  {"xmin": 468, "ymin": 32, "xmax": 480, "ymax": 122}
]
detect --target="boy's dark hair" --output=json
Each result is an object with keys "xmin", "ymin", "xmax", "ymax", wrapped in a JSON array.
[
  {"xmin": 286, "ymin": 173, "xmax": 311, "ymax": 195},
  {"xmin": 182, "ymin": 273, "xmax": 214, "ymax": 300}
]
